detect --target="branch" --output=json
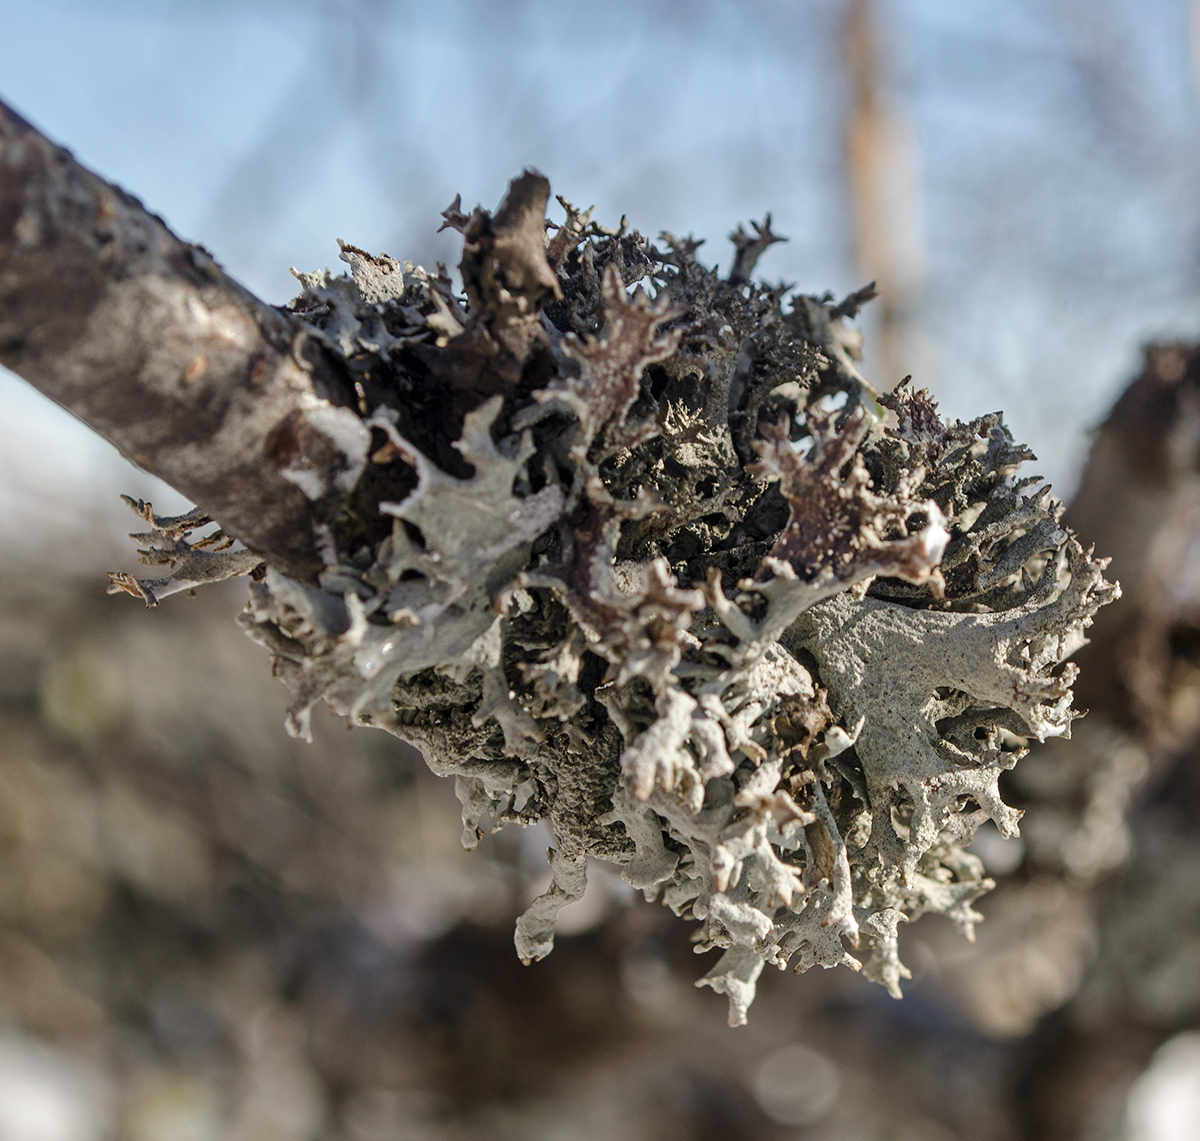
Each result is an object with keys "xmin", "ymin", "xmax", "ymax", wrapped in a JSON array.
[{"xmin": 0, "ymin": 100, "xmax": 368, "ymax": 582}]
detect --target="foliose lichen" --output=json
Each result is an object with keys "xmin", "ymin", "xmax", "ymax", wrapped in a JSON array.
[{"xmin": 116, "ymin": 172, "xmax": 1118, "ymax": 1024}]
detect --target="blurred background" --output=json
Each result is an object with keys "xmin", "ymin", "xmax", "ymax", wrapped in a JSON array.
[{"xmin": 2, "ymin": 1, "xmax": 1200, "ymax": 1138}]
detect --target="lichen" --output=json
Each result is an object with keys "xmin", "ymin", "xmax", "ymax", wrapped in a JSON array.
[
  {"xmin": 119, "ymin": 172, "xmax": 1117, "ymax": 1025},
  {"xmin": 107, "ymin": 497, "xmax": 264, "ymax": 606}
]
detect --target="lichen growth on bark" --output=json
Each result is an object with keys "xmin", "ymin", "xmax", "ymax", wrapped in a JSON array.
[{"xmin": 122, "ymin": 172, "xmax": 1117, "ymax": 1024}]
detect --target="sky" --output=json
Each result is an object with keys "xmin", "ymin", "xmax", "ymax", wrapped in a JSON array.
[{"xmin": 1, "ymin": 0, "xmax": 1198, "ymax": 568}]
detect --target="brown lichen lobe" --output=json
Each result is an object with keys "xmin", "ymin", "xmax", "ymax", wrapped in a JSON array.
[{"xmin": 116, "ymin": 173, "xmax": 1117, "ymax": 1025}]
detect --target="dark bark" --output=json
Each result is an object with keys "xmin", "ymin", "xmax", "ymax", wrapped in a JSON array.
[{"xmin": 0, "ymin": 100, "xmax": 367, "ymax": 583}]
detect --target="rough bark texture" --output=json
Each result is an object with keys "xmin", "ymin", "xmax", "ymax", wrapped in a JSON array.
[{"xmin": 0, "ymin": 99, "xmax": 368, "ymax": 582}]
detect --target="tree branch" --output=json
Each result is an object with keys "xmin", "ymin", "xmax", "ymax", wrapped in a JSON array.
[{"xmin": 0, "ymin": 99, "xmax": 368, "ymax": 583}]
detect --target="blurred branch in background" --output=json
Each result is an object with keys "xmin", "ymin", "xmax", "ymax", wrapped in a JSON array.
[
  {"xmin": 1011, "ymin": 345, "xmax": 1200, "ymax": 1140},
  {"xmin": 843, "ymin": 0, "xmax": 924, "ymax": 391}
]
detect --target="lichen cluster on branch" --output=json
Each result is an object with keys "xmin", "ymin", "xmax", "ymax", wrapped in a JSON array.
[{"xmin": 116, "ymin": 172, "xmax": 1117, "ymax": 1024}]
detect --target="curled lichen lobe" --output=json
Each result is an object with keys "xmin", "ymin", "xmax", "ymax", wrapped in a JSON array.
[{"xmin": 751, "ymin": 404, "xmax": 949, "ymax": 595}]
